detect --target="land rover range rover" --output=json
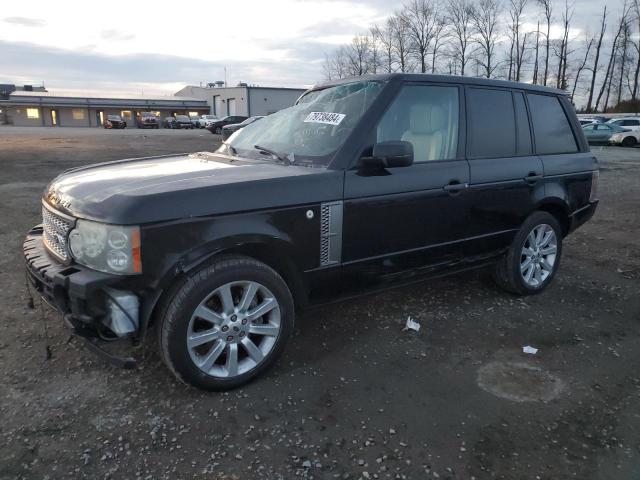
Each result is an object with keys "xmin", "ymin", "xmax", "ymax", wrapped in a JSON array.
[{"xmin": 24, "ymin": 74, "xmax": 598, "ymax": 390}]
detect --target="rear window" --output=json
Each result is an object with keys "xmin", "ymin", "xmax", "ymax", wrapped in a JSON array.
[
  {"xmin": 467, "ymin": 88, "xmax": 516, "ymax": 158},
  {"xmin": 527, "ymin": 94, "xmax": 578, "ymax": 155}
]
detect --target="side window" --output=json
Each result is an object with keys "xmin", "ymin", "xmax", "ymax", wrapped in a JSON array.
[
  {"xmin": 527, "ymin": 94, "xmax": 578, "ymax": 155},
  {"xmin": 629, "ymin": 120, "xmax": 640, "ymax": 126},
  {"xmin": 467, "ymin": 88, "xmax": 516, "ymax": 158},
  {"xmin": 376, "ymin": 85, "xmax": 459, "ymax": 162},
  {"xmin": 583, "ymin": 125, "xmax": 596, "ymax": 131},
  {"xmin": 513, "ymin": 92, "xmax": 532, "ymax": 155}
]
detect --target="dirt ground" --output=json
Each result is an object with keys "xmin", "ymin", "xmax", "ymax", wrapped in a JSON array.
[{"xmin": 0, "ymin": 127, "xmax": 639, "ymax": 480}]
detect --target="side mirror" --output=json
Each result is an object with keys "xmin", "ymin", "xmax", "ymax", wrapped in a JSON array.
[{"xmin": 360, "ymin": 141, "xmax": 413, "ymax": 169}]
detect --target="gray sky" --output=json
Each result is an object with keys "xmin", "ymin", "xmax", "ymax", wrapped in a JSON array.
[{"xmin": 0, "ymin": 0, "xmax": 624, "ymax": 97}]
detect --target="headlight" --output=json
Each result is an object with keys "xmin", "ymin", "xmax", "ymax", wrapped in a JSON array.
[{"xmin": 68, "ymin": 220, "xmax": 141, "ymax": 275}]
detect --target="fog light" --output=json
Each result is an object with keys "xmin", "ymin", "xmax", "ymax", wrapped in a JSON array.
[{"xmin": 103, "ymin": 288, "xmax": 139, "ymax": 337}]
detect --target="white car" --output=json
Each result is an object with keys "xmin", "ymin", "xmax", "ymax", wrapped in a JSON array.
[
  {"xmin": 607, "ymin": 117, "xmax": 640, "ymax": 131},
  {"xmin": 609, "ymin": 129, "xmax": 640, "ymax": 147},
  {"xmin": 197, "ymin": 115, "xmax": 219, "ymax": 128}
]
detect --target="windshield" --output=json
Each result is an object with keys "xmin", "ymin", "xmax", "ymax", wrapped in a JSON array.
[
  {"xmin": 107, "ymin": 115, "xmax": 121, "ymax": 121},
  {"xmin": 140, "ymin": 112, "xmax": 154, "ymax": 116},
  {"xmin": 176, "ymin": 115, "xmax": 189, "ymax": 121},
  {"xmin": 220, "ymin": 80, "xmax": 385, "ymax": 167}
]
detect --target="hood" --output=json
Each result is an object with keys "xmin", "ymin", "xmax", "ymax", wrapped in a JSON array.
[{"xmin": 44, "ymin": 152, "xmax": 342, "ymax": 225}]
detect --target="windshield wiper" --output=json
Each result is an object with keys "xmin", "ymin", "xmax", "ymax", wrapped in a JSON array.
[{"xmin": 254, "ymin": 145, "xmax": 291, "ymax": 166}]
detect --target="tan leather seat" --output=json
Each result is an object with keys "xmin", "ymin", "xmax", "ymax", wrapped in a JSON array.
[{"xmin": 401, "ymin": 105, "xmax": 447, "ymax": 161}]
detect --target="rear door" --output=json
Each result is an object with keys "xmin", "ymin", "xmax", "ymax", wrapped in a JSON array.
[
  {"xmin": 462, "ymin": 87, "xmax": 544, "ymax": 256},
  {"xmin": 342, "ymin": 82, "xmax": 470, "ymax": 285}
]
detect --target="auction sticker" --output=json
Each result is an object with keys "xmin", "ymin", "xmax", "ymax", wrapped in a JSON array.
[{"xmin": 304, "ymin": 112, "xmax": 346, "ymax": 125}]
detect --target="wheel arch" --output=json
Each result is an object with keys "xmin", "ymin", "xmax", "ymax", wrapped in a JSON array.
[
  {"xmin": 534, "ymin": 199, "xmax": 571, "ymax": 236},
  {"xmin": 146, "ymin": 236, "xmax": 308, "ymax": 332}
]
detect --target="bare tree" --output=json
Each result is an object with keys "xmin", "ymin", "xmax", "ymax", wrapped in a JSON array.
[
  {"xmin": 447, "ymin": 0, "xmax": 475, "ymax": 76},
  {"xmin": 571, "ymin": 36, "xmax": 594, "ymax": 102},
  {"xmin": 585, "ymin": 6, "xmax": 607, "ymax": 113},
  {"xmin": 554, "ymin": 0, "xmax": 573, "ymax": 90},
  {"xmin": 595, "ymin": 3, "xmax": 629, "ymax": 111},
  {"xmin": 616, "ymin": 20, "xmax": 631, "ymax": 104},
  {"xmin": 533, "ymin": 21, "xmax": 540, "ymax": 84},
  {"xmin": 402, "ymin": 0, "xmax": 440, "ymax": 73},
  {"xmin": 431, "ymin": 12, "xmax": 448, "ymax": 73},
  {"xmin": 631, "ymin": 0, "xmax": 640, "ymax": 100},
  {"xmin": 470, "ymin": 0, "xmax": 502, "ymax": 78},
  {"xmin": 506, "ymin": 0, "xmax": 528, "ymax": 82},
  {"xmin": 390, "ymin": 14, "xmax": 412, "ymax": 72},
  {"xmin": 537, "ymin": 0, "xmax": 553, "ymax": 86},
  {"xmin": 372, "ymin": 20, "xmax": 395, "ymax": 73}
]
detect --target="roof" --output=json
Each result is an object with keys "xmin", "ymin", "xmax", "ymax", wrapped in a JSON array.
[
  {"xmin": 1, "ymin": 91, "xmax": 208, "ymax": 109},
  {"xmin": 311, "ymin": 73, "xmax": 565, "ymax": 95},
  {"xmin": 8, "ymin": 90, "xmax": 202, "ymax": 101}
]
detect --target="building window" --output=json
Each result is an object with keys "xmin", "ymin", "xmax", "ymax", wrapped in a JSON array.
[
  {"xmin": 189, "ymin": 111, "xmax": 198, "ymax": 117},
  {"xmin": 121, "ymin": 110, "xmax": 132, "ymax": 123},
  {"xmin": 27, "ymin": 108, "xmax": 39, "ymax": 119},
  {"xmin": 72, "ymin": 109, "xmax": 85, "ymax": 120}
]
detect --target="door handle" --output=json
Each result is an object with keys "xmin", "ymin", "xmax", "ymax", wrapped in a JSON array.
[
  {"xmin": 524, "ymin": 172, "xmax": 544, "ymax": 184},
  {"xmin": 443, "ymin": 181, "xmax": 469, "ymax": 193}
]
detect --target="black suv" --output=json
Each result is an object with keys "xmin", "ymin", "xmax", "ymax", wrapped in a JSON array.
[
  {"xmin": 24, "ymin": 74, "xmax": 598, "ymax": 390},
  {"xmin": 206, "ymin": 115, "xmax": 248, "ymax": 134}
]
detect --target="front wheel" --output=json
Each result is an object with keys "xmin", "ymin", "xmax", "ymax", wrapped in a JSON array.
[
  {"xmin": 159, "ymin": 256, "xmax": 295, "ymax": 390},
  {"xmin": 494, "ymin": 212, "xmax": 563, "ymax": 295},
  {"xmin": 621, "ymin": 136, "xmax": 637, "ymax": 148}
]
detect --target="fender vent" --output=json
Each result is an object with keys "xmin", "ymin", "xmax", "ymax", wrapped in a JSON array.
[{"xmin": 320, "ymin": 201, "xmax": 343, "ymax": 266}]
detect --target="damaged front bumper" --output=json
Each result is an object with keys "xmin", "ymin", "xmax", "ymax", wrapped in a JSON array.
[{"xmin": 23, "ymin": 225, "xmax": 142, "ymax": 368}]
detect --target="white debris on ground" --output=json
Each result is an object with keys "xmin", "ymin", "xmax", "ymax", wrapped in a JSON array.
[
  {"xmin": 403, "ymin": 316, "xmax": 421, "ymax": 332},
  {"xmin": 522, "ymin": 345, "xmax": 539, "ymax": 355}
]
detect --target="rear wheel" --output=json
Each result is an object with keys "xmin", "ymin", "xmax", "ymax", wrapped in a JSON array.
[
  {"xmin": 159, "ymin": 256, "xmax": 294, "ymax": 390},
  {"xmin": 494, "ymin": 211, "xmax": 563, "ymax": 295},
  {"xmin": 621, "ymin": 136, "xmax": 637, "ymax": 147}
]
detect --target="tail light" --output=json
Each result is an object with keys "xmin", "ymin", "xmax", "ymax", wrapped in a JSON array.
[{"xmin": 589, "ymin": 170, "xmax": 599, "ymax": 202}]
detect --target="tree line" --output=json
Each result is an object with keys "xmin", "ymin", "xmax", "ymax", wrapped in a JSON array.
[{"xmin": 322, "ymin": 0, "xmax": 637, "ymax": 113}]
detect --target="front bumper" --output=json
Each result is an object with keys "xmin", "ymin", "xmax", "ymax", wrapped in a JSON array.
[{"xmin": 24, "ymin": 226, "xmax": 138, "ymax": 367}]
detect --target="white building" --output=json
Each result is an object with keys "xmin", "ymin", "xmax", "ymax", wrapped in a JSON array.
[{"xmin": 175, "ymin": 84, "xmax": 307, "ymax": 117}]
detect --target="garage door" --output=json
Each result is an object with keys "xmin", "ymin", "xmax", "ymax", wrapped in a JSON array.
[
  {"xmin": 214, "ymin": 96, "xmax": 223, "ymax": 117},
  {"xmin": 227, "ymin": 98, "xmax": 236, "ymax": 116}
]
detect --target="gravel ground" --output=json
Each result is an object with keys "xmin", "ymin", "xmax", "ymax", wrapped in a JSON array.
[{"xmin": 0, "ymin": 127, "xmax": 639, "ymax": 480}]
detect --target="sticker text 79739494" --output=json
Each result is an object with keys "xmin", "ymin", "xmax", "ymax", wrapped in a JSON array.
[{"xmin": 304, "ymin": 112, "xmax": 346, "ymax": 126}]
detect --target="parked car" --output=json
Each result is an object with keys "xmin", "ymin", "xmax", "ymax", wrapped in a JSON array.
[
  {"xmin": 23, "ymin": 74, "xmax": 598, "ymax": 391},
  {"xmin": 609, "ymin": 128, "xmax": 640, "ymax": 147},
  {"xmin": 606, "ymin": 117, "xmax": 640, "ymax": 131},
  {"xmin": 582, "ymin": 122, "xmax": 630, "ymax": 144},
  {"xmin": 206, "ymin": 115, "xmax": 248, "ymax": 134},
  {"xmin": 162, "ymin": 117, "xmax": 177, "ymax": 129},
  {"xmin": 190, "ymin": 117, "xmax": 200, "ymax": 128},
  {"xmin": 104, "ymin": 115, "xmax": 126, "ymax": 129},
  {"xmin": 221, "ymin": 116, "xmax": 264, "ymax": 141},
  {"xmin": 174, "ymin": 115, "xmax": 194, "ymax": 129},
  {"xmin": 136, "ymin": 112, "xmax": 159, "ymax": 129},
  {"xmin": 198, "ymin": 115, "xmax": 219, "ymax": 128}
]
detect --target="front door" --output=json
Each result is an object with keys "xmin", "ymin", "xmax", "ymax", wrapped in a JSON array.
[
  {"xmin": 97, "ymin": 110, "xmax": 104, "ymax": 126},
  {"xmin": 342, "ymin": 83, "xmax": 469, "ymax": 288},
  {"xmin": 50, "ymin": 109, "xmax": 58, "ymax": 126}
]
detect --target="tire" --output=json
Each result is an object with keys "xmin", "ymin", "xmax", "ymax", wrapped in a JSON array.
[
  {"xmin": 621, "ymin": 136, "xmax": 637, "ymax": 147},
  {"xmin": 494, "ymin": 211, "xmax": 563, "ymax": 296},
  {"xmin": 159, "ymin": 255, "xmax": 295, "ymax": 391}
]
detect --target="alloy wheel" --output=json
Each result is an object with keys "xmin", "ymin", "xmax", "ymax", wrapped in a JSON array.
[
  {"xmin": 520, "ymin": 224, "xmax": 557, "ymax": 287},
  {"xmin": 187, "ymin": 281, "xmax": 281, "ymax": 378}
]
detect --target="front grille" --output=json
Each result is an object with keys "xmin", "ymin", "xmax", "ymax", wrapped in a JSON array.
[{"xmin": 42, "ymin": 204, "xmax": 74, "ymax": 261}]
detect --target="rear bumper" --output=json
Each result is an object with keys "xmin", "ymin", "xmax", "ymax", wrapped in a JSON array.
[{"xmin": 568, "ymin": 201, "xmax": 598, "ymax": 234}]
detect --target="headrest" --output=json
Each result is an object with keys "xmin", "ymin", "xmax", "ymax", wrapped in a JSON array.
[
  {"xmin": 408, "ymin": 104, "xmax": 448, "ymax": 134},
  {"xmin": 409, "ymin": 104, "xmax": 431, "ymax": 134}
]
